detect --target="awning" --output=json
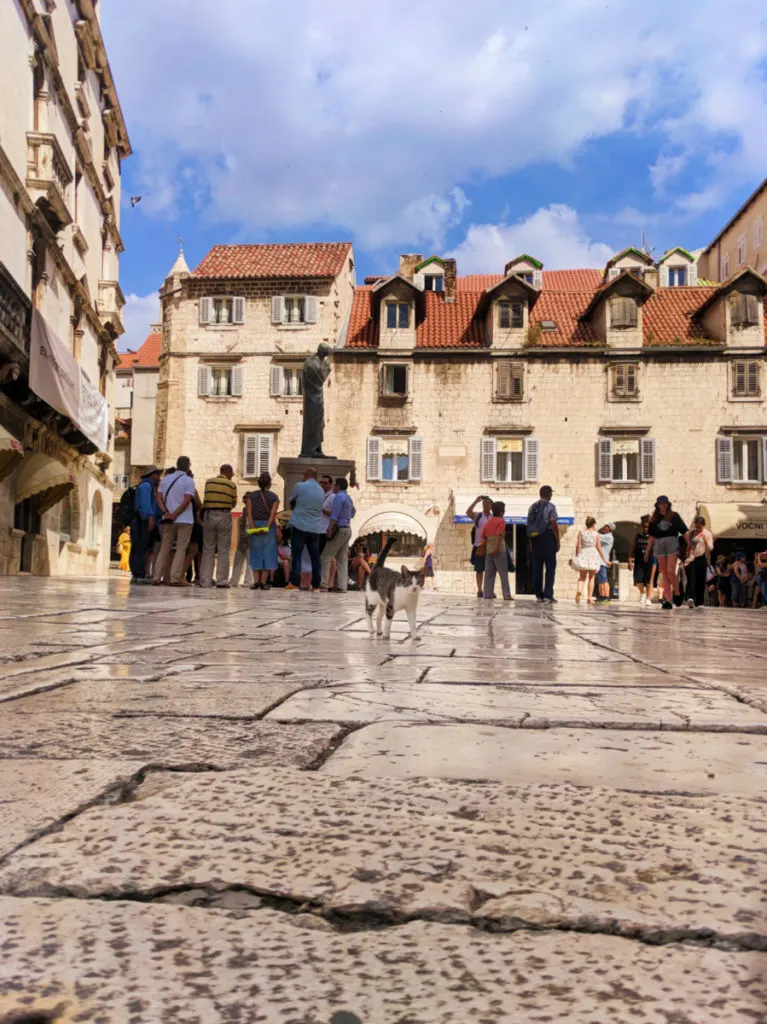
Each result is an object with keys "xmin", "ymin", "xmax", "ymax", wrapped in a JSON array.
[
  {"xmin": 0, "ymin": 427, "xmax": 24, "ymax": 483},
  {"xmin": 357, "ymin": 511, "xmax": 427, "ymax": 539},
  {"xmin": 15, "ymin": 453, "xmax": 74, "ymax": 514},
  {"xmin": 454, "ymin": 493, "xmax": 575, "ymax": 525},
  {"xmin": 698, "ymin": 502, "xmax": 767, "ymax": 540}
]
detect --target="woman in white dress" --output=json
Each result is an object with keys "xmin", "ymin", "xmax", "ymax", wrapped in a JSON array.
[{"xmin": 569, "ymin": 516, "xmax": 610, "ymax": 604}]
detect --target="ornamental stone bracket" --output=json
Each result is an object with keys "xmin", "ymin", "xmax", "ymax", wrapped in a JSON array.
[
  {"xmin": 97, "ymin": 280, "xmax": 125, "ymax": 335},
  {"xmin": 26, "ymin": 132, "xmax": 73, "ymax": 229}
]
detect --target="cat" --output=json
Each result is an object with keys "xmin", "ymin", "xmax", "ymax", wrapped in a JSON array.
[{"xmin": 365, "ymin": 537, "xmax": 426, "ymax": 640}]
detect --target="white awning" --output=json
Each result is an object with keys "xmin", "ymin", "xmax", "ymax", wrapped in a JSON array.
[
  {"xmin": 454, "ymin": 493, "xmax": 575, "ymax": 525},
  {"xmin": 357, "ymin": 511, "xmax": 427, "ymax": 539},
  {"xmin": 15, "ymin": 454, "xmax": 74, "ymax": 514},
  {"xmin": 698, "ymin": 502, "xmax": 767, "ymax": 540},
  {"xmin": 0, "ymin": 427, "xmax": 24, "ymax": 484}
]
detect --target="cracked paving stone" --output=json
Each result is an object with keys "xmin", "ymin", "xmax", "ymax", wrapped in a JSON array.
[
  {"xmin": 0, "ymin": 760, "xmax": 140, "ymax": 858},
  {"xmin": 1, "ymin": 900, "xmax": 766, "ymax": 1024},
  {"xmin": 0, "ymin": 768, "xmax": 764, "ymax": 948},
  {"xmin": 265, "ymin": 680, "xmax": 767, "ymax": 730},
  {"xmin": 0, "ymin": 713, "xmax": 343, "ymax": 768},
  {"xmin": 321, "ymin": 723, "xmax": 767, "ymax": 796}
]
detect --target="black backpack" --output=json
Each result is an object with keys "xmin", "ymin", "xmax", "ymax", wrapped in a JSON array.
[{"xmin": 115, "ymin": 486, "xmax": 136, "ymax": 527}]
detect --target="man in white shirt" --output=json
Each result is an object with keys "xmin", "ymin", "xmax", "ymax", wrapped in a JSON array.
[{"xmin": 151, "ymin": 456, "xmax": 197, "ymax": 586}]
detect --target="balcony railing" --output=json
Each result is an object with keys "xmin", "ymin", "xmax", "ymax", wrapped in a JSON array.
[
  {"xmin": 97, "ymin": 280, "xmax": 126, "ymax": 336},
  {"xmin": 0, "ymin": 261, "xmax": 31, "ymax": 359},
  {"xmin": 26, "ymin": 132, "xmax": 73, "ymax": 229}
]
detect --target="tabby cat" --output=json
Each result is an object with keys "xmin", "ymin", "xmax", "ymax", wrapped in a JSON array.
[{"xmin": 365, "ymin": 537, "xmax": 425, "ymax": 640}]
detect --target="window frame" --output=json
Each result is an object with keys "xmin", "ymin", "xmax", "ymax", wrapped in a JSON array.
[
  {"xmin": 609, "ymin": 295, "xmax": 638, "ymax": 330},
  {"xmin": 424, "ymin": 274, "xmax": 444, "ymax": 292},
  {"xmin": 242, "ymin": 433, "xmax": 274, "ymax": 479},
  {"xmin": 731, "ymin": 360, "xmax": 761, "ymax": 399},
  {"xmin": 283, "ymin": 295, "xmax": 307, "ymax": 325},
  {"xmin": 495, "ymin": 361, "xmax": 524, "ymax": 402},
  {"xmin": 597, "ymin": 436, "xmax": 655, "ymax": 484},
  {"xmin": 385, "ymin": 301, "xmax": 410, "ymax": 330},
  {"xmin": 610, "ymin": 362, "xmax": 639, "ymax": 400},
  {"xmin": 380, "ymin": 362, "xmax": 410, "ymax": 399},
  {"xmin": 498, "ymin": 301, "xmax": 524, "ymax": 330},
  {"xmin": 668, "ymin": 267, "xmax": 686, "ymax": 287},
  {"xmin": 366, "ymin": 435, "xmax": 423, "ymax": 482},
  {"xmin": 737, "ymin": 233, "xmax": 747, "ymax": 266},
  {"xmin": 732, "ymin": 436, "xmax": 762, "ymax": 484},
  {"xmin": 480, "ymin": 436, "xmax": 539, "ymax": 484},
  {"xmin": 721, "ymin": 253, "xmax": 730, "ymax": 280},
  {"xmin": 199, "ymin": 295, "xmax": 246, "ymax": 326},
  {"xmin": 754, "ymin": 216, "xmax": 764, "ymax": 252},
  {"xmin": 730, "ymin": 292, "xmax": 760, "ymax": 328}
]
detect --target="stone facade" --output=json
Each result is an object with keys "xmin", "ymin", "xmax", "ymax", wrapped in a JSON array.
[{"xmin": 0, "ymin": 0, "xmax": 130, "ymax": 575}]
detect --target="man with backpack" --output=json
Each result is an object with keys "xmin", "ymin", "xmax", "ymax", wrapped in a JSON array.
[
  {"xmin": 526, "ymin": 485, "xmax": 559, "ymax": 603},
  {"xmin": 129, "ymin": 468, "xmax": 161, "ymax": 584}
]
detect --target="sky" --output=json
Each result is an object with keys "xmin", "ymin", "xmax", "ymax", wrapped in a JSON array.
[{"xmin": 101, "ymin": 0, "xmax": 767, "ymax": 352}]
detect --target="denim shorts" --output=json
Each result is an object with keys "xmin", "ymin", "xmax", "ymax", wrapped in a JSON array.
[
  {"xmin": 654, "ymin": 536, "xmax": 680, "ymax": 557},
  {"xmin": 596, "ymin": 565, "xmax": 608, "ymax": 584}
]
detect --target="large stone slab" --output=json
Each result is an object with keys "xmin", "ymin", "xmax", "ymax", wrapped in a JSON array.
[
  {"xmin": 0, "ymin": 899, "xmax": 765, "ymax": 1024},
  {"xmin": 0, "ymin": 770, "xmax": 763, "ymax": 946},
  {"xmin": 0, "ymin": 759, "xmax": 139, "ymax": 858},
  {"xmin": 322, "ymin": 722, "xmax": 767, "ymax": 795},
  {"xmin": 266, "ymin": 680, "xmax": 767, "ymax": 730},
  {"xmin": 0, "ymin": 713, "xmax": 342, "ymax": 768}
]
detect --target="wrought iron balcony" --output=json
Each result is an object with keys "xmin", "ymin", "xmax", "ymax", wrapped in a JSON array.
[
  {"xmin": 0, "ymin": 261, "xmax": 31, "ymax": 361},
  {"xmin": 26, "ymin": 132, "xmax": 73, "ymax": 230}
]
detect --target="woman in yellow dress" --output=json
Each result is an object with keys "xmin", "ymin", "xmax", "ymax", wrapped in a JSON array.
[{"xmin": 117, "ymin": 526, "xmax": 131, "ymax": 572}]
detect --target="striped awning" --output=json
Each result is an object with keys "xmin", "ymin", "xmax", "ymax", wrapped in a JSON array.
[
  {"xmin": 697, "ymin": 502, "xmax": 767, "ymax": 540},
  {"xmin": 357, "ymin": 511, "xmax": 427, "ymax": 539},
  {"xmin": 15, "ymin": 454, "xmax": 74, "ymax": 514},
  {"xmin": 0, "ymin": 427, "xmax": 24, "ymax": 483}
]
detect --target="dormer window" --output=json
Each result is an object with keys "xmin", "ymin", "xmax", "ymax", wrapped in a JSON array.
[
  {"xmin": 385, "ymin": 301, "xmax": 410, "ymax": 329},
  {"xmin": 668, "ymin": 268, "xmax": 686, "ymax": 287},
  {"xmin": 730, "ymin": 293, "xmax": 760, "ymax": 328},
  {"xmin": 424, "ymin": 275, "xmax": 444, "ymax": 292},
  {"xmin": 499, "ymin": 301, "xmax": 524, "ymax": 329},
  {"xmin": 609, "ymin": 296, "xmax": 638, "ymax": 329}
]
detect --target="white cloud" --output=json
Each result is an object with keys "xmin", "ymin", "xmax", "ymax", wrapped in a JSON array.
[
  {"xmin": 120, "ymin": 292, "xmax": 160, "ymax": 353},
  {"xmin": 449, "ymin": 205, "xmax": 613, "ymax": 273},
  {"xmin": 102, "ymin": 0, "xmax": 767, "ymax": 244}
]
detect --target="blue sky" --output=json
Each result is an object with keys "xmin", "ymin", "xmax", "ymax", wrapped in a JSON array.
[{"xmin": 101, "ymin": 0, "xmax": 767, "ymax": 351}]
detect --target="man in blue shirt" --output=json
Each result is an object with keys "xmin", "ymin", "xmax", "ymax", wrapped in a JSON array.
[
  {"xmin": 130, "ymin": 468, "xmax": 161, "ymax": 584},
  {"xmin": 286, "ymin": 467, "xmax": 326, "ymax": 591},
  {"xmin": 321, "ymin": 477, "xmax": 356, "ymax": 591}
]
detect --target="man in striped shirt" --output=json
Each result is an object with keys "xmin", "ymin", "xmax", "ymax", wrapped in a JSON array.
[{"xmin": 200, "ymin": 464, "xmax": 237, "ymax": 588}]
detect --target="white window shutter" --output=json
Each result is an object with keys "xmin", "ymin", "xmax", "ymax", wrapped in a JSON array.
[
  {"xmin": 258, "ymin": 434, "xmax": 273, "ymax": 476},
  {"xmin": 305, "ymin": 295, "xmax": 318, "ymax": 323},
  {"xmin": 243, "ymin": 434, "xmax": 258, "ymax": 478},
  {"xmin": 640, "ymin": 438, "xmax": 656, "ymax": 482},
  {"xmin": 231, "ymin": 364, "xmax": 244, "ymax": 397},
  {"xmin": 658, "ymin": 264, "xmax": 669, "ymax": 287},
  {"xmin": 688, "ymin": 263, "xmax": 697, "ymax": 286},
  {"xmin": 748, "ymin": 361, "xmax": 760, "ymax": 396},
  {"xmin": 532, "ymin": 270, "xmax": 543, "ymax": 290},
  {"xmin": 481, "ymin": 437, "xmax": 497, "ymax": 483},
  {"xmin": 197, "ymin": 365, "xmax": 211, "ymax": 396},
  {"xmin": 608, "ymin": 267, "xmax": 620, "ymax": 280},
  {"xmin": 598, "ymin": 437, "xmax": 613, "ymax": 482},
  {"xmin": 269, "ymin": 365, "xmax": 284, "ymax": 397},
  {"xmin": 716, "ymin": 436, "xmax": 733, "ymax": 483},
  {"xmin": 496, "ymin": 361, "xmax": 512, "ymax": 400},
  {"xmin": 409, "ymin": 436, "xmax": 424, "ymax": 481},
  {"xmin": 366, "ymin": 437, "xmax": 382, "ymax": 481},
  {"xmin": 762, "ymin": 436, "xmax": 767, "ymax": 483},
  {"xmin": 233, "ymin": 296, "xmax": 246, "ymax": 324},
  {"xmin": 271, "ymin": 296, "xmax": 284, "ymax": 324},
  {"xmin": 412, "ymin": 272, "xmax": 425, "ymax": 290},
  {"xmin": 524, "ymin": 437, "xmax": 539, "ymax": 482},
  {"xmin": 199, "ymin": 297, "xmax": 212, "ymax": 325}
]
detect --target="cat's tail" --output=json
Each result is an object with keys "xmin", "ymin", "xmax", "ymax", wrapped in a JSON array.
[{"xmin": 375, "ymin": 536, "xmax": 397, "ymax": 570}]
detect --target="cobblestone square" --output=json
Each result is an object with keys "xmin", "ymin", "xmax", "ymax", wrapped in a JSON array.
[{"xmin": 0, "ymin": 577, "xmax": 765, "ymax": 1023}]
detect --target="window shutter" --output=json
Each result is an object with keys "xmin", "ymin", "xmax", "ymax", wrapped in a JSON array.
[
  {"xmin": 366, "ymin": 436, "xmax": 382, "ymax": 481},
  {"xmin": 598, "ymin": 437, "xmax": 613, "ymax": 482},
  {"xmin": 511, "ymin": 363, "xmax": 524, "ymax": 400},
  {"xmin": 762, "ymin": 436, "xmax": 767, "ymax": 483},
  {"xmin": 199, "ymin": 297, "xmax": 212, "ymax": 325},
  {"xmin": 608, "ymin": 267, "xmax": 620, "ymax": 280},
  {"xmin": 524, "ymin": 437, "xmax": 539, "ymax": 482},
  {"xmin": 613, "ymin": 364, "xmax": 625, "ymax": 394},
  {"xmin": 412, "ymin": 272, "xmax": 425, "ymax": 290},
  {"xmin": 640, "ymin": 438, "xmax": 655, "ymax": 482},
  {"xmin": 658, "ymin": 264, "xmax": 669, "ymax": 288},
  {"xmin": 271, "ymin": 296, "xmax": 284, "ymax": 324},
  {"xmin": 305, "ymin": 295, "xmax": 318, "ymax": 323},
  {"xmin": 406, "ymin": 363, "xmax": 412, "ymax": 397},
  {"xmin": 748, "ymin": 361, "xmax": 760, "ymax": 396},
  {"xmin": 626, "ymin": 364, "xmax": 637, "ymax": 395},
  {"xmin": 734, "ymin": 361, "xmax": 746, "ymax": 396},
  {"xmin": 746, "ymin": 294, "xmax": 759, "ymax": 325},
  {"xmin": 408, "ymin": 436, "xmax": 424, "ymax": 481},
  {"xmin": 269, "ymin": 364, "xmax": 284, "ymax": 397},
  {"xmin": 688, "ymin": 263, "xmax": 697, "ymax": 286},
  {"xmin": 231, "ymin": 364, "xmax": 244, "ymax": 397},
  {"xmin": 716, "ymin": 436, "xmax": 733, "ymax": 483},
  {"xmin": 379, "ymin": 365, "xmax": 386, "ymax": 396},
  {"xmin": 532, "ymin": 270, "xmax": 543, "ymax": 290},
  {"xmin": 481, "ymin": 437, "xmax": 497, "ymax": 483},
  {"xmin": 197, "ymin": 365, "xmax": 211, "ymax": 396},
  {"xmin": 243, "ymin": 434, "xmax": 258, "ymax": 478},
  {"xmin": 232, "ymin": 296, "xmax": 246, "ymax": 324},
  {"xmin": 258, "ymin": 434, "xmax": 273, "ymax": 476},
  {"xmin": 496, "ymin": 361, "xmax": 512, "ymax": 400},
  {"xmin": 611, "ymin": 296, "xmax": 637, "ymax": 328}
]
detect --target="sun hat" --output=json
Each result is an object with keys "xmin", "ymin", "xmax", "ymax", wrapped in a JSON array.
[{"xmin": 605, "ymin": 522, "xmax": 616, "ymax": 531}]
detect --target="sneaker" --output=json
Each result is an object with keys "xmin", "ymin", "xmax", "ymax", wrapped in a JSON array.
[
  {"xmin": 686, "ymin": 598, "xmax": 694, "ymax": 609},
  {"xmin": 216, "ymin": 582, "xmax": 231, "ymax": 589},
  {"xmin": 284, "ymin": 584, "xmax": 299, "ymax": 591},
  {"xmin": 661, "ymin": 600, "xmax": 673, "ymax": 610},
  {"xmin": 544, "ymin": 597, "xmax": 558, "ymax": 604},
  {"xmin": 476, "ymin": 590, "xmax": 483, "ymax": 599},
  {"xmin": 311, "ymin": 588, "xmax": 321, "ymax": 593}
]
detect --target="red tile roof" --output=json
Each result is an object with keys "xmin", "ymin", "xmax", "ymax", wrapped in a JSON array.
[
  {"xmin": 642, "ymin": 287, "xmax": 721, "ymax": 346},
  {"xmin": 193, "ymin": 242, "xmax": 352, "ymax": 280},
  {"xmin": 457, "ymin": 269, "xmax": 603, "ymax": 292},
  {"xmin": 416, "ymin": 291, "xmax": 486, "ymax": 348},
  {"xmin": 117, "ymin": 331, "xmax": 161, "ymax": 370},
  {"xmin": 347, "ymin": 286, "xmax": 376, "ymax": 348}
]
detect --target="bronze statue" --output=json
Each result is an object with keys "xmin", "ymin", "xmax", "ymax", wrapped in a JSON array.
[{"xmin": 300, "ymin": 343, "xmax": 333, "ymax": 458}]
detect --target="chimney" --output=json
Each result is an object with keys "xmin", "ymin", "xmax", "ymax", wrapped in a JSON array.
[
  {"xmin": 443, "ymin": 258, "xmax": 457, "ymax": 302},
  {"xmin": 398, "ymin": 254, "xmax": 423, "ymax": 281},
  {"xmin": 644, "ymin": 267, "xmax": 659, "ymax": 290},
  {"xmin": 503, "ymin": 260, "xmax": 516, "ymax": 277}
]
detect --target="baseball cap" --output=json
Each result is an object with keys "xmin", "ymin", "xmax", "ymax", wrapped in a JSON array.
[
  {"xmin": 605, "ymin": 522, "xmax": 616, "ymax": 531},
  {"xmin": 655, "ymin": 495, "xmax": 670, "ymax": 505}
]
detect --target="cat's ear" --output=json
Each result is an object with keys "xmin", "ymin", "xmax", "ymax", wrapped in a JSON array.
[{"xmin": 401, "ymin": 565, "xmax": 411, "ymax": 577}]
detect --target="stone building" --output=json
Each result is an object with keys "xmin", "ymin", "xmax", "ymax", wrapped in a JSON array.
[
  {"xmin": 0, "ymin": 0, "xmax": 130, "ymax": 575},
  {"xmin": 114, "ymin": 327, "xmax": 161, "ymax": 490},
  {"xmin": 699, "ymin": 177, "xmax": 767, "ymax": 283},
  {"xmin": 156, "ymin": 240, "xmax": 766, "ymax": 596}
]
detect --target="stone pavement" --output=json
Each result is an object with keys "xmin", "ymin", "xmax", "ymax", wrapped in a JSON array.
[{"xmin": 0, "ymin": 578, "xmax": 765, "ymax": 1024}]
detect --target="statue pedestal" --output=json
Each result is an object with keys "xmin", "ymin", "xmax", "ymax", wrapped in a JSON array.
[{"xmin": 277, "ymin": 456, "xmax": 356, "ymax": 505}]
